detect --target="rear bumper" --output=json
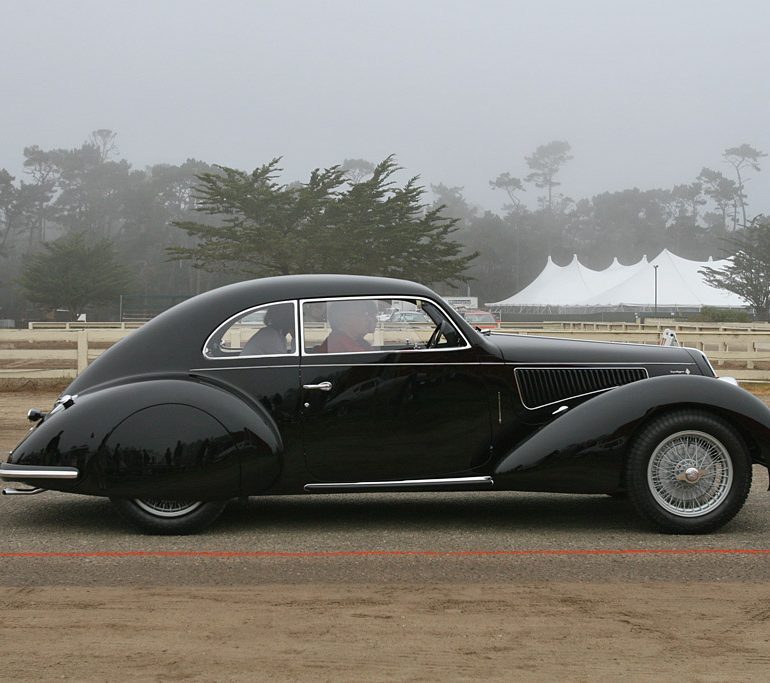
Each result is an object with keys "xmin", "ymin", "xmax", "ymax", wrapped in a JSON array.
[{"xmin": 0, "ymin": 463, "xmax": 79, "ymax": 480}]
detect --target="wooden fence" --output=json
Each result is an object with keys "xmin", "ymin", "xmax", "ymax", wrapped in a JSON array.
[
  {"xmin": 3, "ymin": 322, "xmax": 770, "ymax": 381},
  {"xmin": 0, "ymin": 329, "xmax": 128, "ymax": 379}
]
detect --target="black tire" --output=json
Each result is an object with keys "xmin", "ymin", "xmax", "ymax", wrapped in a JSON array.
[
  {"xmin": 626, "ymin": 410, "xmax": 752, "ymax": 534},
  {"xmin": 110, "ymin": 497, "xmax": 228, "ymax": 535}
]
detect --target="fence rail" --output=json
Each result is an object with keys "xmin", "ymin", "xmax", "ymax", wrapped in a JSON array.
[
  {"xmin": 3, "ymin": 325, "xmax": 770, "ymax": 381},
  {"xmin": 0, "ymin": 329, "xmax": 128, "ymax": 379}
]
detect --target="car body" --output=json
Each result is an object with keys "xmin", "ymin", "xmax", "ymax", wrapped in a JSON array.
[{"xmin": 2, "ymin": 274, "xmax": 769, "ymax": 534}]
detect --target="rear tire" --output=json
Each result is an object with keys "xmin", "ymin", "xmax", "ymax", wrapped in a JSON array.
[
  {"xmin": 626, "ymin": 410, "xmax": 752, "ymax": 534},
  {"xmin": 110, "ymin": 497, "xmax": 227, "ymax": 535}
]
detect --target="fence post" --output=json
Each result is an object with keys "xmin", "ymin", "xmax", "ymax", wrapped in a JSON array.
[{"xmin": 77, "ymin": 329, "xmax": 88, "ymax": 374}]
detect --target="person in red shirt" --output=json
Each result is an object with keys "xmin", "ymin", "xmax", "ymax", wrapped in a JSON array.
[{"xmin": 316, "ymin": 300, "xmax": 377, "ymax": 353}]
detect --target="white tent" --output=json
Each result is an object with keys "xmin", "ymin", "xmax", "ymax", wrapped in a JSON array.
[
  {"xmin": 495, "ymin": 255, "xmax": 567, "ymax": 306},
  {"xmin": 488, "ymin": 250, "xmax": 745, "ymax": 309}
]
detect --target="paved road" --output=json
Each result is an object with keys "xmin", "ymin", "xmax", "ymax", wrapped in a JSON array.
[{"xmin": 2, "ymin": 468, "xmax": 769, "ymax": 585}]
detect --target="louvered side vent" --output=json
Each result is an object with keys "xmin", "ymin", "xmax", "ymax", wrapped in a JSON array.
[{"xmin": 515, "ymin": 367, "xmax": 648, "ymax": 409}]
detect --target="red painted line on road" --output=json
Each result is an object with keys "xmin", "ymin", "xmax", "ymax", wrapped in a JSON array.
[{"xmin": 0, "ymin": 548, "xmax": 769, "ymax": 559}]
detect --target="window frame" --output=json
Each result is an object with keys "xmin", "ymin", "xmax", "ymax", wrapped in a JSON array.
[
  {"xmin": 299, "ymin": 295, "xmax": 471, "ymax": 356},
  {"xmin": 202, "ymin": 300, "xmax": 299, "ymax": 360}
]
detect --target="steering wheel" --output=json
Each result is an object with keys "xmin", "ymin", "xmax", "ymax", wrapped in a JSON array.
[{"xmin": 426, "ymin": 322, "xmax": 444, "ymax": 349}]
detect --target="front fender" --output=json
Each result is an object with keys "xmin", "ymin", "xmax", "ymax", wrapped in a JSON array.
[
  {"xmin": 494, "ymin": 375, "xmax": 770, "ymax": 493},
  {"xmin": 7, "ymin": 378, "xmax": 281, "ymax": 498}
]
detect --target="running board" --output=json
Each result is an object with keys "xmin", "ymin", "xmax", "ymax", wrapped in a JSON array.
[{"xmin": 304, "ymin": 476, "xmax": 493, "ymax": 492}]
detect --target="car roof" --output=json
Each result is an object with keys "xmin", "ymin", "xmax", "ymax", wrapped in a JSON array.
[{"xmin": 66, "ymin": 274, "xmax": 446, "ymax": 394}]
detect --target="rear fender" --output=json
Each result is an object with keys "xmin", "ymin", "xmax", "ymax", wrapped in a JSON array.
[
  {"xmin": 7, "ymin": 379, "xmax": 281, "ymax": 498},
  {"xmin": 494, "ymin": 375, "xmax": 770, "ymax": 493}
]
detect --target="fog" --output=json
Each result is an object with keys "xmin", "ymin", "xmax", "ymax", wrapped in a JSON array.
[{"xmin": 2, "ymin": 0, "xmax": 769, "ymax": 213}]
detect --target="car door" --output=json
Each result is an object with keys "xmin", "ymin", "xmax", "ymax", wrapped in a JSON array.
[
  {"xmin": 299, "ymin": 296, "xmax": 493, "ymax": 482},
  {"xmin": 195, "ymin": 300, "xmax": 304, "ymax": 494}
]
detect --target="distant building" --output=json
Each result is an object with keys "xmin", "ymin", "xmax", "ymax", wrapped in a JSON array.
[{"xmin": 443, "ymin": 296, "xmax": 478, "ymax": 311}]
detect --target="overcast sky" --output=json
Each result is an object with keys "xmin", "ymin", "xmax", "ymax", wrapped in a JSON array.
[{"xmin": 2, "ymin": 0, "xmax": 769, "ymax": 214}]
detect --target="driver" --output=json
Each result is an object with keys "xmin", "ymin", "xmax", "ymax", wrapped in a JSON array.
[{"xmin": 316, "ymin": 300, "xmax": 377, "ymax": 353}]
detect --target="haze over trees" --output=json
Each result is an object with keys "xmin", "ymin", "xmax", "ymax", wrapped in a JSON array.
[
  {"xmin": 700, "ymin": 218, "xmax": 770, "ymax": 320},
  {"xmin": 18, "ymin": 233, "xmax": 132, "ymax": 318},
  {"xmin": 170, "ymin": 156, "xmax": 474, "ymax": 286},
  {"xmin": 0, "ymin": 130, "xmax": 766, "ymax": 322}
]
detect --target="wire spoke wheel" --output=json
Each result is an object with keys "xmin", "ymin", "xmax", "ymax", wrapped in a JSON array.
[
  {"xmin": 647, "ymin": 430, "xmax": 732, "ymax": 517},
  {"xmin": 626, "ymin": 410, "xmax": 752, "ymax": 534},
  {"xmin": 133, "ymin": 498, "xmax": 204, "ymax": 518},
  {"xmin": 111, "ymin": 496, "xmax": 227, "ymax": 534}
]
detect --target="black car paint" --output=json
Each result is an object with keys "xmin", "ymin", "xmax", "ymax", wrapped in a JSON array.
[{"xmin": 5, "ymin": 274, "xmax": 770, "ymax": 501}]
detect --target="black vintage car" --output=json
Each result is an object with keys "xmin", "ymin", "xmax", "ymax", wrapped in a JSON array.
[{"xmin": 2, "ymin": 275, "xmax": 769, "ymax": 534}]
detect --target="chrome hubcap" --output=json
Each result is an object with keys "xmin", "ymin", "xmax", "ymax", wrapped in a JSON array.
[
  {"xmin": 134, "ymin": 499, "xmax": 203, "ymax": 518},
  {"xmin": 647, "ymin": 430, "xmax": 733, "ymax": 517},
  {"xmin": 684, "ymin": 467, "xmax": 701, "ymax": 483}
]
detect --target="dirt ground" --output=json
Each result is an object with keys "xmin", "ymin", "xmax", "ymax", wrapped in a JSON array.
[
  {"xmin": 2, "ymin": 386, "xmax": 770, "ymax": 682},
  {"xmin": 1, "ymin": 583, "xmax": 769, "ymax": 682}
]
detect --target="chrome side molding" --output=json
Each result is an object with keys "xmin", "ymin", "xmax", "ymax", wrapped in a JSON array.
[{"xmin": 304, "ymin": 475, "xmax": 493, "ymax": 492}]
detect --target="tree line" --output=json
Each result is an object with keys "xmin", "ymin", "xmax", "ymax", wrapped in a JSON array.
[
  {"xmin": 0, "ymin": 130, "xmax": 766, "ymax": 321},
  {"xmin": 444, "ymin": 140, "xmax": 766, "ymax": 304}
]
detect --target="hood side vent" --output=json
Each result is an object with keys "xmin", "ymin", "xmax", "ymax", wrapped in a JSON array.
[{"xmin": 515, "ymin": 367, "xmax": 648, "ymax": 410}]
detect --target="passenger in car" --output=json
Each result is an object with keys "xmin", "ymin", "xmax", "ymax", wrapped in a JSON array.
[
  {"xmin": 316, "ymin": 300, "xmax": 377, "ymax": 353},
  {"xmin": 241, "ymin": 304, "xmax": 295, "ymax": 355}
]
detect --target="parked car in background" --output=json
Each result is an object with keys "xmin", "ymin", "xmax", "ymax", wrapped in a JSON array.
[
  {"xmin": 2, "ymin": 274, "xmax": 769, "ymax": 535},
  {"xmin": 462, "ymin": 309, "xmax": 499, "ymax": 329},
  {"xmin": 386, "ymin": 309, "xmax": 433, "ymax": 324}
]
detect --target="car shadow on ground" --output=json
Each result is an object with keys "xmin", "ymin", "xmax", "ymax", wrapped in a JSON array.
[
  {"xmin": 217, "ymin": 491, "xmax": 649, "ymax": 535},
  {"xmin": 2, "ymin": 490, "xmax": 650, "ymax": 536},
  {"xmin": 6, "ymin": 490, "xmax": 759, "ymax": 537}
]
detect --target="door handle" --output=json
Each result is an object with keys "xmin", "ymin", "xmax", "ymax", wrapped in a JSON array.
[{"xmin": 303, "ymin": 381, "xmax": 333, "ymax": 392}]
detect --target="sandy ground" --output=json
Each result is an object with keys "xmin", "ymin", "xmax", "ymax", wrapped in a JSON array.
[
  {"xmin": 2, "ymin": 387, "xmax": 770, "ymax": 682},
  {"xmin": 1, "ymin": 583, "xmax": 769, "ymax": 682}
]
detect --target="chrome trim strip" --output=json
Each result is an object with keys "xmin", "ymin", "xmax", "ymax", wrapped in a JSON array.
[
  {"xmin": 191, "ymin": 362, "xmax": 486, "ymax": 372},
  {"xmin": 2, "ymin": 487, "xmax": 45, "ymax": 496},
  {"xmin": 514, "ymin": 366, "xmax": 650, "ymax": 411},
  {"xmin": 299, "ymin": 361, "xmax": 481, "ymax": 368},
  {"xmin": 203, "ymin": 300, "xmax": 299, "ymax": 361},
  {"xmin": 192, "ymin": 361, "xmax": 695, "ymax": 373},
  {"xmin": 299, "ymin": 294, "xmax": 471, "ymax": 355},
  {"xmin": 0, "ymin": 465, "xmax": 79, "ymax": 480},
  {"xmin": 192, "ymin": 365, "xmax": 302, "ymax": 371},
  {"xmin": 492, "ymin": 361, "xmax": 696, "ymax": 366},
  {"xmin": 304, "ymin": 476, "xmax": 493, "ymax": 491}
]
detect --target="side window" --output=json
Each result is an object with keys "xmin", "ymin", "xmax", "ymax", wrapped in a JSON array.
[
  {"xmin": 301, "ymin": 298, "xmax": 465, "ymax": 354},
  {"xmin": 204, "ymin": 302, "xmax": 297, "ymax": 358}
]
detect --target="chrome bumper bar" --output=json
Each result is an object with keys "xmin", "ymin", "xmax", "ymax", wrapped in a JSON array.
[{"xmin": 0, "ymin": 463, "xmax": 79, "ymax": 480}]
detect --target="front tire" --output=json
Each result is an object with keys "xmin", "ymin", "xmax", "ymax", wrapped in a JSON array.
[
  {"xmin": 110, "ymin": 497, "xmax": 228, "ymax": 535},
  {"xmin": 626, "ymin": 410, "xmax": 752, "ymax": 534}
]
